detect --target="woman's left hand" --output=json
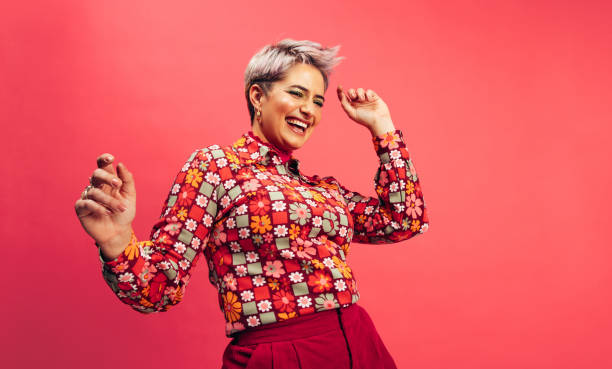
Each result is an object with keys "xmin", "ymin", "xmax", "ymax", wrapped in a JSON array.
[{"xmin": 337, "ymin": 85, "xmax": 396, "ymax": 136}]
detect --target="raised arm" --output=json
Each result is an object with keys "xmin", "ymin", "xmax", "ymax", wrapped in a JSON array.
[{"xmin": 76, "ymin": 149, "xmax": 219, "ymax": 313}]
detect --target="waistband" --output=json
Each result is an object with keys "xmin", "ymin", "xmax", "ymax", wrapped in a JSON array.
[{"xmin": 231, "ymin": 303, "xmax": 359, "ymax": 346}]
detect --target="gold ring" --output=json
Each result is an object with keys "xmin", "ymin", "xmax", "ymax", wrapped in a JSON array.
[{"xmin": 81, "ymin": 185, "xmax": 93, "ymax": 200}]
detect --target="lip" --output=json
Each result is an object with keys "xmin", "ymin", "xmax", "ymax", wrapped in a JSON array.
[{"xmin": 285, "ymin": 116, "xmax": 312, "ymax": 127}]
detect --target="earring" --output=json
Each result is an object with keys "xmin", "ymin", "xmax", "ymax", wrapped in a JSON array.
[{"xmin": 256, "ymin": 109, "xmax": 261, "ymax": 124}]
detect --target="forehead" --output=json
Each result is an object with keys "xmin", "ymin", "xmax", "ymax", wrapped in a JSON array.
[{"xmin": 277, "ymin": 63, "xmax": 325, "ymax": 94}]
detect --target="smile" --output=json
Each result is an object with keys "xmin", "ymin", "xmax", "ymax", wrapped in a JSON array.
[{"xmin": 286, "ymin": 118, "xmax": 309, "ymax": 135}]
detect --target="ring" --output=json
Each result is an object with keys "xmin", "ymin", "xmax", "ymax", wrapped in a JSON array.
[{"xmin": 81, "ymin": 185, "xmax": 94, "ymax": 200}]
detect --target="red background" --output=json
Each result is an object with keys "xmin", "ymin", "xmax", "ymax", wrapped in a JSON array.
[{"xmin": 2, "ymin": 1, "xmax": 611, "ymax": 368}]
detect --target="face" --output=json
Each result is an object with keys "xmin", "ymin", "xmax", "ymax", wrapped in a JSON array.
[{"xmin": 251, "ymin": 63, "xmax": 325, "ymax": 153}]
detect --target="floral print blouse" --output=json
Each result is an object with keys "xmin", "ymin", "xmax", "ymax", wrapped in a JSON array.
[{"xmin": 99, "ymin": 130, "xmax": 429, "ymax": 337}]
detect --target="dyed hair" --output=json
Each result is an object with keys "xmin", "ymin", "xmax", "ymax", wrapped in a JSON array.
[{"xmin": 244, "ymin": 39, "xmax": 343, "ymax": 123}]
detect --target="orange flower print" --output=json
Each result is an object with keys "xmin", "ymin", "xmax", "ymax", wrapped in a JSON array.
[
  {"xmin": 406, "ymin": 193, "xmax": 423, "ymax": 219},
  {"xmin": 410, "ymin": 219, "xmax": 421, "ymax": 233},
  {"xmin": 223, "ymin": 291, "xmax": 242, "ymax": 323},
  {"xmin": 288, "ymin": 224, "xmax": 301, "ymax": 240},
  {"xmin": 333, "ymin": 256, "xmax": 352, "ymax": 279},
  {"xmin": 185, "ymin": 168, "xmax": 203, "ymax": 188},
  {"xmin": 379, "ymin": 131, "xmax": 401, "ymax": 149},
  {"xmin": 251, "ymin": 215, "xmax": 272, "ymax": 234},
  {"xmin": 307, "ymin": 270, "xmax": 332, "ymax": 293}
]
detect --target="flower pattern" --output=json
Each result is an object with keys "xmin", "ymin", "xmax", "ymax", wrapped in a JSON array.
[{"xmin": 99, "ymin": 130, "xmax": 428, "ymax": 336}]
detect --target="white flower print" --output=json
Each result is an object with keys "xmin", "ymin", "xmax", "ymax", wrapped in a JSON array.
[
  {"xmin": 334, "ymin": 280, "xmax": 347, "ymax": 291},
  {"xmin": 280, "ymin": 250, "xmax": 295, "ymax": 259},
  {"xmin": 178, "ymin": 259, "xmax": 190, "ymax": 270},
  {"xmin": 230, "ymin": 242, "xmax": 241, "ymax": 252},
  {"xmin": 226, "ymin": 217, "xmax": 236, "ymax": 229},
  {"xmin": 185, "ymin": 219, "xmax": 197, "ymax": 232},
  {"xmin": 157, "ymin": 261, "xmax": 170, "ymax": 270},
  {"xmin": 171, "ymin": 183, "xmax": 181, "ymax": 194},
  {"xmin": 196, "ymin": 195, "xmax": 208, "ymax": 208},
  {"xmin": 235, "ymin": 265, "xmax": 248, "ymax": 277},
  {"xmin": 252, "ymin": 275, "xmax": 266, "ymax": 287},
  {"xmin": 118, "ymin": 272, "xmax": 135, "ymax": 283},
  {"xmin": 255, "ymin": 172, "xmax": 268, "ymax": 180},
  {"xmin": 305, "ymin": 199, "xmax": 318, "ymax": 207},
  {"xmin": 191, "ymin": 237, "xmax": 201, "ymax": 250},
  {"xmin": 246, "ymin": 315, "xmax": 261, "ymax": 327},
  {"xmin": 238, "ymin": 228, "xmax": 250, "ymax": 239},
  {"xmin": 322, "ymin": 257, "xmax": 334, "ymax": 268},
  {"xmin": 312, "ymin": 216, "xmax": 323, "ymax": 227},
  {"xmin": 389, "ymin": 182, "xmax": 399, "ymax": 192},
  {"xmin": 334, "ymin": 206, "xmax": 345, "ymax": 215},
  {"xmin": 274, "ymin": 225, "xmax": 288, "ymax": 237},
  {"xmin": 339, "ymin": 227, "xmax": 347, "ymax": 237},
  {"xmin": 288, "ymin": 272, "xmax": 304, "ymax": 283},
  {"xmin": 297, "ymin": 296, "xmax": 312, "ymax": 308},
  {"xmin": 389, "ymin": 149, "xmax": 401, "ymax": 160},
  {"xmin": 246, "ymin": 251, "xmax": 259, "ymax": 263},
  {"xmin": 393, "ymin": 158, "xmax": 405, "ymax": 168},
  {"xmin": 216, "ymin": 158, "xmax": 228, "ymax": 168},
  {"xmin": 265, "ymin": 185, "xmax": 279, "ymax": 191},
  {"xmin": 220, "ymin": 195, "xmax": 231, "ymax": 208},
  {"xmin": 257, "ymin": 300, "xmax": 272, "ymax": 312},
  {"xmin": 364, "ymin": 205, "xmax": 374, "ymax": 215},
  {"xmin": 205, "ymin": 172, "xmax": 221, "ymax": 185},
  {"xmin": 203, "ymin": 214, "xmax": 213, "ymax": 227},
  {"xmin": 241, "ymin": 290, "xmax": 254, "ymax": 302},
  {"xmin": 181, "ymin": 162, "xmax": 190, "ymax": 172},
  {"xmin": 237, "ymin": 204, "xmax": 248, "ymax": 215},
  {"xmin": 271, "ymin": 201, "xmax": 286, "ymax": 212},
  {"xmin": 174, "ymin": 242, "xmax": 186, "ymax": 254},
  {"xmin": 223, "ymin": 179, "xmax": 236, "ymax": 190}
]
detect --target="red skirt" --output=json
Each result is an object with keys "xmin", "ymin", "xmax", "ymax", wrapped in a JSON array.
[{"xmin": 221, "ymin": 303, "xmax": 397, "ymax": 369}]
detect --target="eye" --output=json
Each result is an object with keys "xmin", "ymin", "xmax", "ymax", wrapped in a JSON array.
[
  {"xmin": 288, "ymin": 90, "xmax": 303, "ymax": 97},
  {"xmin": 314, "ymin": 100, "xmax": 324, "ymax": 107}
]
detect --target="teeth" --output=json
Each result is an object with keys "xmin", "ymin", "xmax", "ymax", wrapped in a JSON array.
[{"xmin": 286, "ymin": 118, "xmax": 308, "ymax": 129}]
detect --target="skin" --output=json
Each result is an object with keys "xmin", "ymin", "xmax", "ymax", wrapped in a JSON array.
[{"xmin": 75, "ymin": 62, "xmax": 396, "ymax": 261}]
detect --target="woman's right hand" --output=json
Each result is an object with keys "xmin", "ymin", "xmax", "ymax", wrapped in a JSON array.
[{"xmin": 75, "ymin": 153, "xmax": 137, "ymax": 261}]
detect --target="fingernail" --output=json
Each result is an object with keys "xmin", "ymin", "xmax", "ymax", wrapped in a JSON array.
[
  {"xmin": 106, "ymin": 156, "xmax": 113, "ymax": 163},
  {"xmin": 119, "ymin": 204, "xmax": 127, "ymax": 211},
  {"xmin": 112, "ymin": 178, "xmax": 120, "ymax": 187}
]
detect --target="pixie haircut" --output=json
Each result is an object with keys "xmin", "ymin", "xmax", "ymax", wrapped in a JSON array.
[{"xmin": 244, "ymin": 39, "xmax": 343, "ymax": 122}]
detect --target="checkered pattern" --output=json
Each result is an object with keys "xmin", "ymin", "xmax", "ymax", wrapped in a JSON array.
[{"xmin": 99, "ymin": 130, "xmax": 428, "ymax": 336}]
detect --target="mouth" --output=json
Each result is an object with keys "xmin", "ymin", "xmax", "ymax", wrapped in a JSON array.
[{"xmin": 285, "ymin": 117, "xmax": 310, "ymax": 136}]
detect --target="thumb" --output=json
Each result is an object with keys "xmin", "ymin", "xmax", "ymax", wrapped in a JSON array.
[
  {"xmin": 337, "ymin": 85, "xmax": 355, "ymax": 116},
  {"xmin": 117, "ymin": 162, "xmax": 136, "ymax": 197}
]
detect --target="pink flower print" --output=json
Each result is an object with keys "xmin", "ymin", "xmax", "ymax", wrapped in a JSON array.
[
  {"xmin": 163, "ymin": 216, "xmax": 182, "ymax": 236},
  {"xmin": 242, "ymin": 179, "xmax": 261, "ymax": 192},
  {"xmin": 223, "ymin": 273, "xmax": 238, "ymax": 291},
  {"xmin": 291, "ymin": 238, "xmax": 317, "ymax": 260},
  {"xmin": 378, "ymin": 170, "xmax": 389, "ymax": 186},
  {"xmin": 263, "ymin": 260, "xmax": 286, "ymax": 278},
  {"xmin": 406, "ymin": 193, "xmax": 423, "ymax": 219},
  {"xmin": 246, "ymin": 315, "xmax": 260, "ymax": 327}
]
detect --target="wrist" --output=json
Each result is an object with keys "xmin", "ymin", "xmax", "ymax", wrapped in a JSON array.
[
  {"xmin": 98, "ymin": 227, "xmax": 133, "ymax": 261},
  {"xmin": 369, "ymin": 117, "xmax": 395, "ymax": 136}
]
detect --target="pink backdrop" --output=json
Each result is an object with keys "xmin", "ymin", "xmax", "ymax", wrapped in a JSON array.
[{"xmin": 2, "ymin": 1, "xmax": 611, "ymax": 368}]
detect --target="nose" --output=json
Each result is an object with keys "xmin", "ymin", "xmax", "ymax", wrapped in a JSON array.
[{"xmin": 299, "ymin": 101, "xmax": 314, "ymax": 120}]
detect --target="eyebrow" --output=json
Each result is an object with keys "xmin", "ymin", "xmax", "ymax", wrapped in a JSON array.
[{"xmin": 289, "ymin": 85, "xmax": 325, "ymax": 101}]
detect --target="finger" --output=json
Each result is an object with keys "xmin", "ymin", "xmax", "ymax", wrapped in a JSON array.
[
  {"xmin": 348, "ymin": 88, "xmax": 357, "ymax": 101},
  {"xmin": 366, "ymin": 89, "xmax": 376, "ymax": 101},
  {"xmin": 96, "ymin": 153, "xmax": 118, "ymax": 176},
  {"xmin": 75, "ymin": 198, "xmax": 112, "ymax": 217},
  {"xmin": 117, "ymin": 162, "xmax": 136, "ymax": 197},
  {"xmin": 336, "ymin": 85, "xmax": 356, "ymax": 116},
  {"xmin": 356, "ymin": 88, "xmax": 366, "ymax": 101},
  {"xmin": 91, "ymin": 168, "xmax": 123, "ymax": 189},
  {"xmin": 85, "ymin": 187, "xmax": 128, "ymax": 213}
]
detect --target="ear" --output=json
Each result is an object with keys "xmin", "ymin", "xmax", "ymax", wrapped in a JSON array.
[{"xmin": 249, "ymin": 84, "xmax": 266, "ymax": 111}]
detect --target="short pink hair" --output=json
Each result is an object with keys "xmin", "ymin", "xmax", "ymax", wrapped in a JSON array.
[{"xmin": 244, "ymin": 39, "xmax": 343, "ymax": 122}]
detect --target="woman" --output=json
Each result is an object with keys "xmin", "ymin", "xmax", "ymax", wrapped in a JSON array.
[{"xmin": 75, "ymin": 39, "xmax": 428, "ymax": 369}]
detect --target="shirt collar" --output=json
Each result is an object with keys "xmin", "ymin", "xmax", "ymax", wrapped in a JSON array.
[{"xmin": 231, "ymin": 131, "xmax": 295, "ymax": 166}]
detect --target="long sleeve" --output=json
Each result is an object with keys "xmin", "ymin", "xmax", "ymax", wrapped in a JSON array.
[
  {"xmin": 98, "ymin": 148, "xmax": 220, "ymax": 313},
  {"xmin": 327, "ymin": 130, "xmax": 429, "ymax": 244}
]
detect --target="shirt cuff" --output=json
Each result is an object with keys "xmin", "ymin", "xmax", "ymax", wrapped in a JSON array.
[
  {"xmin": 97, "ymin": 230, "xmax": 137, "ymax": 267},
  {"xmin": 371, "ymin": 129, "xmax": 407, "ymax": 156}
]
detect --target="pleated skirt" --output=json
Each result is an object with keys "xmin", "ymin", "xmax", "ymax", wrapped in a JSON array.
[{"xmin": 221, "ymin": 303, "xmax": 397, "ymax": 369}]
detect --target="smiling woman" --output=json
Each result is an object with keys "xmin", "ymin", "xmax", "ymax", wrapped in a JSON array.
[{"xmin": 75, "ymin": 39, "xmax": 429, "ymax": 369}]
